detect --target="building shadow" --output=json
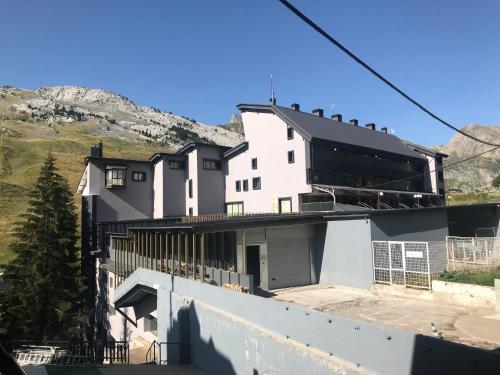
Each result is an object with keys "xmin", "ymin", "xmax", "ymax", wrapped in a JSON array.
[{"xmin": 410, "ymin": 334, "xmax": 500, "ymax": 375}]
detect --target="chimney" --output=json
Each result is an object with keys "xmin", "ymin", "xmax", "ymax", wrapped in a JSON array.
[
  {"xmin": 291, "ymin": 103, "xmax": 300, "ymax": 111},
  {"xmin": 312, "ymin": 108, "xmax": 324, "ymax": 117},
  {"xmin": 365, "ymin": 123, "xmax": 376, "ymax": 130},
  {"xmin": 90, "ymin": 141, "xmax": 103, "ymax": 157},
  {"xmin": 269, "ymin": 97, "xmax": 276, "ymax": 105},
  {"xmin": 349, "ymin": 119, "xmax": 359, "ymax": 126},
  {"xmin": 381, "ymin": 127, "xmax": 388, "ymax": 133},
  {"xmin": 331, "ymin": 114, "xmax": 342, "ymax": 122}
]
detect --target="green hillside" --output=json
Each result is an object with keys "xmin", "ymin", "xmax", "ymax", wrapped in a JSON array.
[{"xmin": 0, "ymin": 111, "xmax": 166, "ymax": 265}]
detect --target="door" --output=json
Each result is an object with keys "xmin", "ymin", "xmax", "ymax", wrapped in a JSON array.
[{"xmin": 246, "ymin": 245, "xmax": 260, "ymax": 287}]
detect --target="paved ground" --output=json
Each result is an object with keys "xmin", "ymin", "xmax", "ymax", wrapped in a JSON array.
[{"xmin": 271, "ymin": 284, "xmax": 500, "ymax": 350}]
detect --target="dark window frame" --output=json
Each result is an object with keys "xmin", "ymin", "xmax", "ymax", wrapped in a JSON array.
[
  {"xmin": 252, "ymin": 177, "xmax": 261, "ymax": 190},
  {"xmin": 132, "ymin": 171, "xmax": 146, "ymax": 182},
  {"xmin": 188, "ymin": 179, "xmax": 193, "ymax": 198},
  {"xmin": 169, "ymin": 160, "xmax": 185, "ymax": 170},
  {"xmin": 288, "ymin": 150, "xmax": 295, "ymax": 164},
  {"xmin": 251, "ymin": 158, "xmax": 258, "ymax": 170},
  {"xmin": 202, "ymin": 158, "xmax": 221, "ymax": 170},
  {"xmin": 278, "ymin": 197, "xmax": 292, "ymax": 213},
  {"xmin": 287, "ymin": 126, "xmax": 294, "ymax": 140},
  {"xmin": 243, "ymin": 179, "xmax": 248, "ymax": 192},
  {"xmin": 225, "ymin": 201, "xmax": 244, "ymax": 215},
  {"xmin": 235, "ymin": 180, "xmax": 241, "ymax": 192},
  {"xmin": 105, "ymin": 167, "xmax": 127, "ymax": 188},
  {"xmin": 188, "ymin": 207, "xmax": 193, "ymax": 216}
]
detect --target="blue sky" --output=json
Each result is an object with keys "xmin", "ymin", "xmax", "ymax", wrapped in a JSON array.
[{"xmin": 1, "ymin": 0, "xmax": 499, "ymax": 146}]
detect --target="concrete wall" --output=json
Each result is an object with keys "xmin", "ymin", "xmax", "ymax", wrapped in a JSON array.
[
  {"xmin": 235, "ymin": 225, "xmax": 316, "ymax": 290},
  {"xmin": 371, "ymin": 209, "xmax": 449, "ymax": 242},
  {"xmin": 153, "ymin": 160, "xmax": 164, "ymax": 219},
  {"xmin": 319, "ymin": 218, "xmax": 373, "ymax": 289},
  {"xmin": 225, "ymin": 111, "xmax": 312, "ymax": 213},
  {"xmin": 84, "ymin": 161, "xmax": 153, "ymax": 222},
  {"xmin": 115, "ymin": 269, "xmax": 500, "ymax": 375},
  {"xmin": 185, "ymin": 149, "xmax": 198, "ymax": 215}
]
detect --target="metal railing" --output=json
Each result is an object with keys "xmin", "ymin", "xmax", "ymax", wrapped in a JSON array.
[
  {"xmin": 9, "ymin": 340, "xmax": 129, "ymax": 365},
  {"xmin": 446, "ymin": 236, "xmax": 500, "ymax": 270},
  {"xmin": 145, "ymin": 341, "xmax": 185, "ymax": 365}
]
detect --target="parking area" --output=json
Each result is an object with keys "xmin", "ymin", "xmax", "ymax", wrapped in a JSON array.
[{"xmin": 271, "ymin": 284, "xmax": 500, "ymax": 350}]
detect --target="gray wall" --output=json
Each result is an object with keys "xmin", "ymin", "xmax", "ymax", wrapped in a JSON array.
[
  {"xmin": 90, "ymin": 162, "xmax": 153, "ymax": 222},
  {"xmin": 319, "ymin": 218, "xmax": 373, "ymax": 289},
  {"xmin": 115, "ymin": 269, "xmax": 500, "ymax": 375},
  {"xmin": 370, "ymin": 209, "xmax": 449, "ymax": 242},
  {"xmin": 163, "ymin": 157, "xmax": 187, "ymax": 216},
  {"xmin": 196, "ymin": 146, "xmax": 226, "ymax": 215}
]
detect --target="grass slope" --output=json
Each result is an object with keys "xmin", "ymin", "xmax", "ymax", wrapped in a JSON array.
[{"xmin": 0, "ymin": 114, "xmax": 166, "ymax": 265}]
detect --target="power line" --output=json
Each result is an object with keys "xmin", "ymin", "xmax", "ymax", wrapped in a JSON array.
[
  {"xmin": 369, "ymin": 145, "xmax": 500, "ymax": 190},
  {"xmin": 277, "ymin": 0, "xmax": 500, "ymax": 147}
]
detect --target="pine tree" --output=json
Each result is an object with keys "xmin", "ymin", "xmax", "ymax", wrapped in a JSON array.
[{"xmin": 0, "ymin": 154, "xmax": 86, "ymax": 342}]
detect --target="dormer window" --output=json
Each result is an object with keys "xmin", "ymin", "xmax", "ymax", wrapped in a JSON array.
[{"xmin": 105, "ymin": 166, "xmax": 127, "ymax": 188}]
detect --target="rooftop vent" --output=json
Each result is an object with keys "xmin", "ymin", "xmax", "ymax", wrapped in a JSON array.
[
  {"xmin": 331, "ymin": 114, "xmax": 342, "ymax": 122},
  {"xmin": 381, "ymin": 127, "xmax": 388, "ymax": 133},
  {"xmin": 312, "ymin": 108, "xmax": 324, "ymax": 117},
  {"xmin": 365, "ymin": 123, "xmax": 376, "ymax": 130},
  {"xmin": 349, "ymin": 119, "xmax": 359, "ymax": 126},
  {"xmin": 291, "ymin": 103, "xmax": 300, "ymax": 111}
]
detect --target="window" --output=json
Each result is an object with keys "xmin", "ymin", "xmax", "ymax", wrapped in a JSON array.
[
  {"xmin": 169, "ymin": 160, "xmax": 185, "ymax": 170},
  {"xmin": 132, "ymin": 171, "xmax": 146, "ymax": 182},
  {"xmin": 251, "ymin": 158, "xmax": 257, "ymax": 170},
  {"xmin": 252, "ymin": 177, "xmax": 261, "ymax": 190},
  {"xmin": 279, "ymin": 197, "xmax": 292, "ymax": 213},
  {"xmin": 105, "ymin": 166, "xmax": 126, "ymax": 188},
  {"xmin": 225, "ymin": 202, "xmax": 244, "ymax": 216},
  {"xmin": 235, "ymin": 180, "xmax": 241, "ymax": 192},
  {"xmin": 287, "ymin": 126, "xmax": 294, "ymax": 140},
  {"xmin": 203, "ymin": 159, "xmax": 221, "ymax": 170},
  {"xmin": 188, "ymin": 179, "xmax": 193, "ymax": 198},
  {"xmin": 288, "ymin": 150, "xmax": 295, "ymax": 164},
  {"xmin": 188, "ymin": 207, "xmax": 193, "ymax": 216},
  {"xmin": 243, "ymin": 179, "xmax": 248, "ymax": 191}
]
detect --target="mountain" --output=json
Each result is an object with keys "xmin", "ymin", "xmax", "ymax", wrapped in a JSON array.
[
  {"xmin": 438, "ymin": 124, "xmax": 500, "ymax": 193},
  {"xmin": 0, "ymin": 85, "xmax": 243, "ymax": 147},
  {"xmin": 0, "ymin": 85, "xmax": 243, "ymax": 265}
]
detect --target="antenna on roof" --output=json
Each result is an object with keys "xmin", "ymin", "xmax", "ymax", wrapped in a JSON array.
[{"xmin": 270, "ymin": 74, "xmax": 276, "ymax": 105}]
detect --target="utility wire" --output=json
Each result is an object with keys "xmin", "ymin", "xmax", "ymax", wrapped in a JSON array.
[
  {"xmin": 369, "ymin": 145, "xmax": 500, "ymax": 190},
  {"xmin": 277, "ymin": 0, "xmax": 500, "ymax": 147}
]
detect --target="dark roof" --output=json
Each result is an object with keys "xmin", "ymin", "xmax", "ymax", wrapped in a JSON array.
[
  {"xmin": 84, "ymin": 156, "xmax": 151, "ymax": 165},
  {"xmin": 148, "ymin": 152, "xmax": 186, "ymax": 164},
  {"xmin": 237, "ymin": 104, "xmax": 426, "ymax": 160},
  {"xmin": 223, "ymin": 142, "xmax": 248, "ymax": 159},
  {"xmin": 403, "ymin": 141, "xmax": 448, "ymax": 158},
  {"xmin": 176, "ymin": 142, "xmax": 232, "ymax": 156}
]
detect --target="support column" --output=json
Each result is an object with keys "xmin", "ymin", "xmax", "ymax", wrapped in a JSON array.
[
  {"xmin": 149, "ymin": 231, "xmax": 154, "ymax": 270},
  {"xmin": 154, "ymin": 232, "xmax": 158, "ymax": 272},
  {"xmin": 221, "ymin": 232, "xmax": 225, "ymax": 270},
  {"xmin": 192, "ymin": 233, "xmax": 196, "ymax": 280},
  {"xmin": 242, "ymin": 229, "xmax": 247, "ymax": 274},
  {"xmin": 201, "ymin": 233, "xmax": 205, "ymax": 282},
  {"xmin": 166, "ymin": 233, "xmax": 170, "ymax": 274},
  {"xmin": 184, "ymin": 233, "xmax": 188, "ymax": 277},
  {"xmin": 114, "ymin": 238, "xmax": 117, "ymax": 285},
  {"xmin": 177, "ymin": 233, "xmax": 181, "ymax": 276},
  {"xmin": 170, "ymin": 233, "xmax": 175, "ymax": 276},
  {"xmin": 125, "ymin": 238, "xmax": 129, "ymax": 278},
  {"xmin": 160, "ymin": 232, "xmax": 164, "ymax": 272},
  {"xmin": 134, "ymin": 232, "xmax": 138, "ymax": 273}
]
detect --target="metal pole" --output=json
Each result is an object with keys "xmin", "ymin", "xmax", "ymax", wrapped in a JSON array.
[
  {"xmin": 114, "ymin": 237, "xmax": 117, "ymax": 285},
  {"xmin": 160, "ymin": 232, "xmax": 164, "ymax": 272},
  {"xmin": 166, "ymin": 233, "xmax": 170, "ymax": 274},
  {"xmin": 426, "ymin": 242, "xmax": 432, "ymax": 290},
  {"xmin": 154, "ymin": 232, "xmax": 158, "ymax": 272}
]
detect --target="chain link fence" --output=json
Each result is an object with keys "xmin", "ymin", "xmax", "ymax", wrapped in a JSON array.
[{"xmin": 373, "ymin": 237, "xmax": 500, "ymax": 290}]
